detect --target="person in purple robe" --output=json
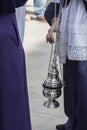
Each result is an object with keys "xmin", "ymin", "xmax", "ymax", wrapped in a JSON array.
[
  {"xmin": 0, "ymin": 0, "xmax": 32, "ymax": 130},
  {"xmin": 45, "ymin": 0, "xmax": 87, "ymax": 130}
]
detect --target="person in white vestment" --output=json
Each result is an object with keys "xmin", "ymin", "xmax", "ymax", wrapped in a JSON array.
[{"xmin": 46, "ymin": 0, "xmax": 87, "ymax": 130}]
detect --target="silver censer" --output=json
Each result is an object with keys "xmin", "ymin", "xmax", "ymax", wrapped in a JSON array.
[
  {"xmin": 42, "ymin": 41, "xmax": 63, "ymax": 108},
  {"xmin": 42, "ymin": 1, "xmax": 64, "ymax": 108}
]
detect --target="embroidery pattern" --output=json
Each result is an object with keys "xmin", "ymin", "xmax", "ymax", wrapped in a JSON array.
[{"xmin": 68, "ymin": 45, "xmax": 87, "ymax": 60}]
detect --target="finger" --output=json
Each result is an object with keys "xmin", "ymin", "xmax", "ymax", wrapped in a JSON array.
[
  {"xmin": 46, "ymin": 34, "xmax": 50, "ymax": 42},
  {"xmin": 56, "ymin": 31, "xmax": 60, "ymax": 38},
  {"xmin": 46, "ymin": 34, "xmax": 54, "ymax": 44}
]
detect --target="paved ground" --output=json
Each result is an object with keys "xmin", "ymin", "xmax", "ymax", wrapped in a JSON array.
[{"xmin": 23, "ymin": 2, "xmax": 67, "ymax": 130}]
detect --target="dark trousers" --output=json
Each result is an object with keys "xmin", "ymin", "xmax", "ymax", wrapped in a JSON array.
[{"xmin": 63, "ymin": 59, "xmax": 87, "ymax": 130}]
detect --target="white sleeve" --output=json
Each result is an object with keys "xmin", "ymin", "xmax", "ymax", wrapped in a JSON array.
[{"xmin": 51, "ymin": 0, "xmax": 60, "ymax": 3}]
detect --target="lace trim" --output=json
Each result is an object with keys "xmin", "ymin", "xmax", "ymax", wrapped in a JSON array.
[{"xmin": 68, "ymin": 45, "xmax": 87, "ymax": 60}]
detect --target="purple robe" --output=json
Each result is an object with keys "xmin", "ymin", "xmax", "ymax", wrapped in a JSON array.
[
  {"xmin": 0, "ymin": 13, "xmax": 31, "ymax": 130},
  {"xmin": 0, "ymin": 0, "xmax": 27, "ymax": 14}
]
